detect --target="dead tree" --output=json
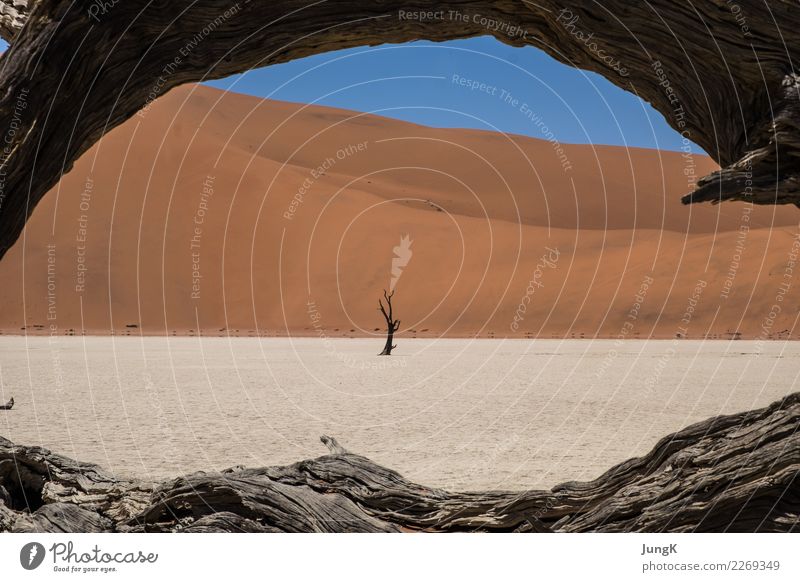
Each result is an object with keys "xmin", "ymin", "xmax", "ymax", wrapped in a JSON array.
[{"xmin": 378, "ymin": 290, "xmax": 400, "ymax": 356}]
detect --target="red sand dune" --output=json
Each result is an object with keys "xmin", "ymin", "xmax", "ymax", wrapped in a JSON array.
[{"xmin": 1, "ymin": 84, "xmax": 799, "ymax": 339}]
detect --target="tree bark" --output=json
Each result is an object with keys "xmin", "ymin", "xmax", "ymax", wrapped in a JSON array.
[
  {"xmin": 380, "ymin": 331, "xmax": 396, "ymax": 356},
  {"xmin": 0, "ymin": 0, "xmax": 33, "ymax": 41},
  {"xmin": 1, "ymin": 1, "xmax": 800, "ymax": 258},
  {"xmin": 2, "ymin": 391, "xmax": 799, "ymax": 533}
]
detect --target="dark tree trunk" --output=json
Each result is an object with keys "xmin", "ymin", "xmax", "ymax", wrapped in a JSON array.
[
  {"xmin": 378, "ymin": 290, "xmax": 399, "ymax": 356},
  {"xmin": 380, "ymin": 331, "xmax": 396, "ymax": 357},
  {"xmin": 2, "ymin": 1, "xmax": 800, "ymax": 259}
]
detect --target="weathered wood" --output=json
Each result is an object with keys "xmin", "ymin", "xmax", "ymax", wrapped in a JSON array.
[
  {"xmin": 0, "ymin": 0, "xmax": 33, "ymax": 41},
  {"xmin": 1, "ymin": 1, "xmax": 800, "ymax": 259},
  {"xmin": 1, "ymin": 392, "xmax": 798, "ymax": 533}
]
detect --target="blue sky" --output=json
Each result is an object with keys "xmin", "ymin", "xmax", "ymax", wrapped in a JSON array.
[
  {"xmin": 2, "ymin": 37, "xmax": 702, "ymax": 153},
  {"xmin": 209, "ymin": 37, "xmax": 702, "ymax": 154}
]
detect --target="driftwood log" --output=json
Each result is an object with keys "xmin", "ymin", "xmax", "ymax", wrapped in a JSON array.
[
  {"xmin": 1, "ymin": 392, "xmax": 798, "ymax": 533},
  {"xmin": 1, "ymin": 1, "xmax": 800, "ymax": 258}
]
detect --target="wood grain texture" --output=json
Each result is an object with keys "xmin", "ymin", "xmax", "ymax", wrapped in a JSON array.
[
  {"xmin": 0, "ymin": 0, "xmax": 34, "ymax": 41},
  {"xmin": 0, "ymin": 1, "xmax": 799, "ymax": 258},
  {"xmin": 2, "ymin": 392, "xmax": 798, "ymax": 532}
]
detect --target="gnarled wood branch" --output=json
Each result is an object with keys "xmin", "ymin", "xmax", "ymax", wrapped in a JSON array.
[
  {"xmin": 0, "ymin": 0, "xmax": 34, "ymax": 41},
  {"xmin": 1, "ymin": 1, "xmax": 800, "ymax": 258},
  {"xmin": 2, "ymin": 391, "xmax": 798, "ymax": 532}
]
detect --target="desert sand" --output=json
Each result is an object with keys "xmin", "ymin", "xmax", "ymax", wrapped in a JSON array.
[{"xmin": 1, "ymin": 84, "xmax": 798, "ymax": 339}]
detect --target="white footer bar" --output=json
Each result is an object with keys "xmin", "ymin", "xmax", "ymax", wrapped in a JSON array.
[{"xmin": 1, "ymin": 533, "xmax": 796, "ymax": 581}]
